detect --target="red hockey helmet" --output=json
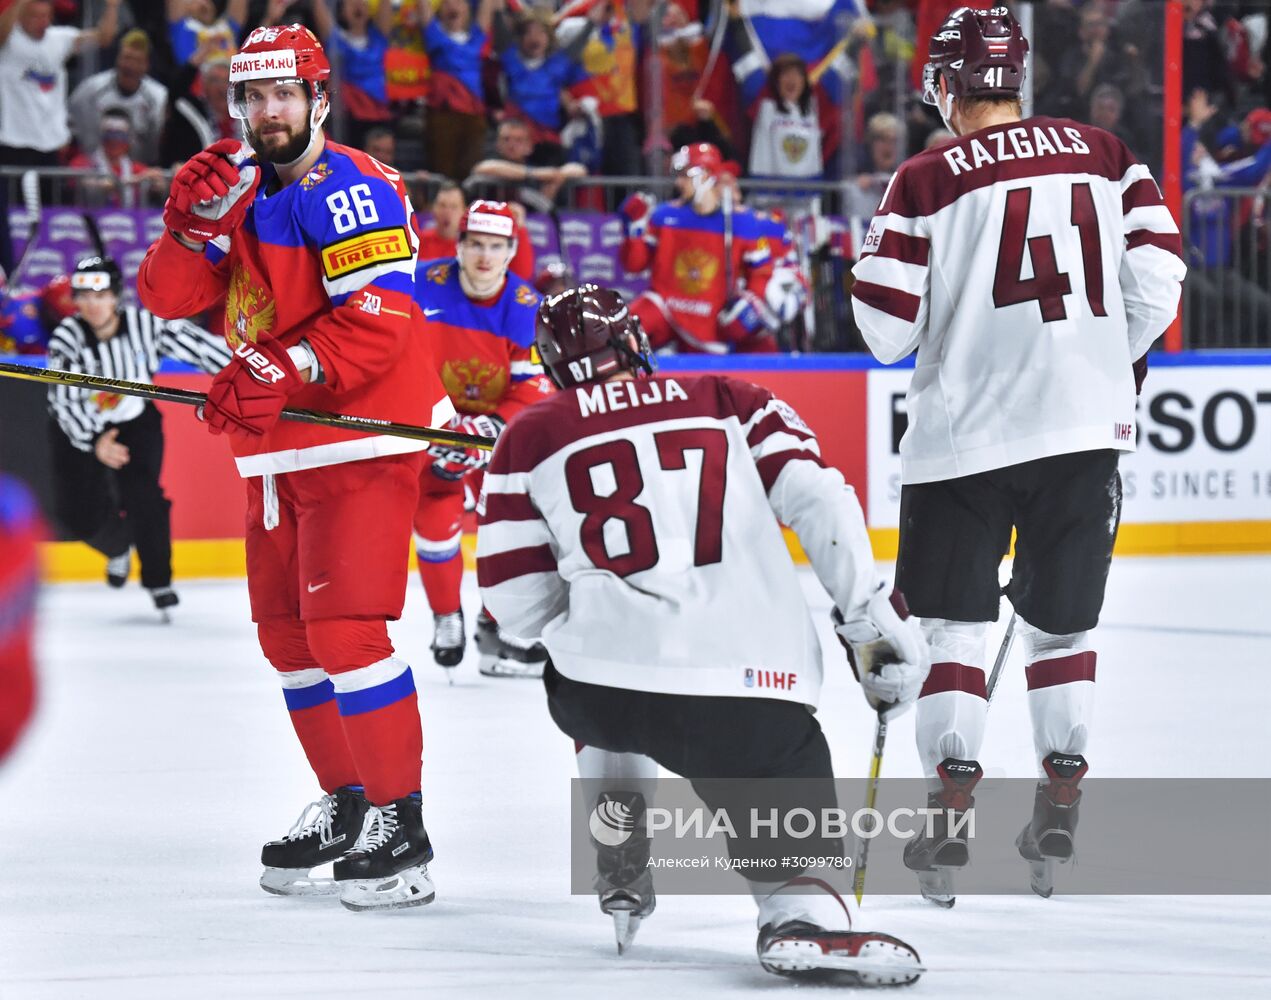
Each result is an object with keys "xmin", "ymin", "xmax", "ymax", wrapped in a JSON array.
[
  {"xmin": 40, "ymin": 274, "xmax": 76, "ymax": 323},
  {"xmin": 671, "ymin": 142, "xmax": 723, "ymax": 178},
  {"xmin": 228, "ymin": 24, "xmax": 331, "ymax": 120},
  {"xmin": 459, "ymin": 200, "xmax": 518, "ymax": 240},
  {"xmin": 535, "ymin": 284, "xmax": 653, "ymax": 389},
  {"xmin": 922, "ymin": 6, "xmax": 1028, "ymax": 109}
]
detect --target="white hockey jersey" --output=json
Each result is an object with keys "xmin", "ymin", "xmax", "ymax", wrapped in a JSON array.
[
  {"xmin": 476, "ymin": 374, "xmax": 881, "ymax": 707},
  {"xmin": 851, "ymin": 116, "xmax": 1186, "ymax": 484}
]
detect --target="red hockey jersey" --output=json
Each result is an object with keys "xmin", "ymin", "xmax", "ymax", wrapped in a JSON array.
[
  {"xmin": 414, "ymin": 258, "xmax": 552, "ymax": 421},
  {"xmin": 139, "ymin": 141, "xmax": 454, "ymax": 477}
]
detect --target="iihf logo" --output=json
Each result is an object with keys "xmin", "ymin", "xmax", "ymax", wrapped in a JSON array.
[
  {"xmin": 744, "ymin": 669, "xmax": 755, "ymax": 688},
  {"xmin": 589, "ymin": 794, "xmax": 635, "ymax": 847}
]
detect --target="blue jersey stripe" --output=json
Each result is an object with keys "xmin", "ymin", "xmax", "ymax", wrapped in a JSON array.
[
  {"xmin": 334, "ymin": 668, "xmax": 417, "ymax": 716},
  {"xmin": 282, "ymin": 678, "xmax": 335, "ymax": 712}
]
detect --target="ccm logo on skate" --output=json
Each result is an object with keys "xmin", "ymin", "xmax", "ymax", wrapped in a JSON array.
[
  {"xmin": 744, "ymin": 669, "xmax": 797, "ymax": 690},
  {"xmin": 234, "ymin": 343, "xmax": 288, "ymax": 384},
  {"xmin": 589, "ymin": 798, "xmax": 635, "ymax": 847}
]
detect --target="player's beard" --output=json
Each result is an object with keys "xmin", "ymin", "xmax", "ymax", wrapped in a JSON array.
[{"xmin": 248, "ymin": 120, "xmax": 311, "ymax": 165}]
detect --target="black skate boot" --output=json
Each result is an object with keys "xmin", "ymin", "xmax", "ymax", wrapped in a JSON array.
[
  {"xmin": 903, "ymin": 757, "xmax": 983, "ymax": 907},
  {"xmin": 334, "ymin": 794, "xmax": 436, "ymax": 911},
  {"xmin": 475, "ymin": 609, "xmax": 548, "ymax": 678},
  {"xmin": 1016, "ymin": 752, "xmax": 1088, "ymax": 898},
  {"xmin": 260, "ymin": 785, "xmax": 369, "ymax": 896},
  {"xmin": 106, "ymin": 550, "xmax": 131, "ymax": 588},
  {"xmin": 591, "ymin": 791, "xmax": 655, "ymax": 954},
  {"xmin": 757, "ymin": 921, "xmax": 924, "ymax": 986},
  {"xmin": 148, "ymin": 586, "xmax": 179, "ymax": 622},
  {"xmin": 430, "ymin": 609, "xmax": 465, "ymax": 670}
]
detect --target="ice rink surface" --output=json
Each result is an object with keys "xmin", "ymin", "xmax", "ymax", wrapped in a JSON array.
[{"xmin": 2, "ymin": 556, "xmax": 1270, "ymax": 999}]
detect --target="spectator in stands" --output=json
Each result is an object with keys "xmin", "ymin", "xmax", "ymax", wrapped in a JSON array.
[
  {"xmin": 68, "ymin": 29, "xmax": 168, "ymax": 166},
  {"xmin": 420, "ymin": 0, "xmax": 497, "ymax": 181},
  {"xmin": 656, "ymin": 2, "xmax": 737, "ymax": 164},
  {"xmin": 1183, "ymin": 0, "xmax": 1235, "ymax": 108},
  {"xmin": 572, "ymin": 0, "xmax": 650, "ymax": 178},
  {"xmin": 749, "ymin": 53, "xmax": 822, "ymax": 180},
  {"xmin": 1048, "ymin": 0, "xmax": 1149, "ymax": 122},
  {"xmin": 68, "ymin": 109, "xmax": 164, "ymax": 208},
  {"xmin": 159, "ymin": 55, "xmax": 235, "ymax": 166},
  {"xmin": 167, "ymin": 0, "xmax": 246, "ymax": 68},
  {"xmin": 309, "ymin": 0, "xmax": 394, "ymax": 148},
  {"xmin": 924, "ymin": 126, "xmax": 955, "ymax": 150},
  {"xmin": 470, "ymin": 116, "xmax": 587, "ymax": 203},
  {"xmin": 419, "ymin": 181, "xmax": 535, "ymax": 280},
  {"xmin": 363, "ymin": 125, "xmax": 396, "ymax": 167},
  {"xmin": 0, "ymin": 0, "xmax": 121, "ymax": 275},
  {"xmin": 492, "ymin": 1, "xmax": 592, "ymax": 154},
  {"xmin": 843, "ymin": 112, "xmax": 902, "ymax": 221},
  {"xmin": 416, "ymin": 181, "xmax": 467, "ymax": 260},
  {"xmin": 1087, "ymin": 82, "xmax": 1145, "ymax": 155}
]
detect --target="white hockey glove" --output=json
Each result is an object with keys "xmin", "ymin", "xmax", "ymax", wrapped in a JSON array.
[{"xmin": 832, "ymin": 585, "xmax": 930, "ymax": 722}]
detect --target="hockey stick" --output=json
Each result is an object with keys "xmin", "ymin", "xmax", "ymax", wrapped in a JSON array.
[
  {"xmin": 852, "ymin": 710, "xmax": 887, "ymax": 904},
  {"xmin": 854, "ymin": 609, "xmax": 1017, "ymax": 905},
  {"xmin": 0, "ymin": 171, "xmax": 43, "ymax": 311},
  {"xmin": 721, "ymin": 182, "xmax": 735, "ymax": 296},
  {"xmin": 0, "ymin": 362, "xmax": 494, "ymax": 450}
]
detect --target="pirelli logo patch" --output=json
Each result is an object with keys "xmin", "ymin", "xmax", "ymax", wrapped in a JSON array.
[{"xmin": 322, "ymin": 227, "xmax": 413, "ymax": 280}]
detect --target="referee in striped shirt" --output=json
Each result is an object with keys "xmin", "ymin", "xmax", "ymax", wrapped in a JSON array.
[{"xmin": 46, "ymin": 256, "xmax": 231, "ymax": 614}]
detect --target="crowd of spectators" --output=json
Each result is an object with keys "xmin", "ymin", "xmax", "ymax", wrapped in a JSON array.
[{"xmin": 0, "ymin": 0, "xmax": 1268, "ymax": 347}]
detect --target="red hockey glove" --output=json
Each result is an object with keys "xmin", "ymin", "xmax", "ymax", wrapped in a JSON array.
[
  {"xmin": 429, "ymin": 413, "xmax": 504, "ymax": 481},
  {"xmin": 619, "ymin": 192, "xmax": 656, "ymax": 238},
  {"xmin": 202, "ymin": 340, "xmax": 302, "ymax": 438},
  {"xmin": 718, "ymin": 291, "xmax": 778, "ymax": 344},
  {"xmin": 163, "ymin": 140, "xmax": 259, "ymax": 243}
]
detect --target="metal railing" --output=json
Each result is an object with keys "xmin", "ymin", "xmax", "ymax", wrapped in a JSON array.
[{"xmin": 1182, "ymin": 186, "xmax": 1271, "ymax": 348}]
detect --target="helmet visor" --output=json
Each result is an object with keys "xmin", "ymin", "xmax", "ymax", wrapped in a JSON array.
[{"xmin": 228, "ymin": 77, "xmax": 311, "ymax": 121}]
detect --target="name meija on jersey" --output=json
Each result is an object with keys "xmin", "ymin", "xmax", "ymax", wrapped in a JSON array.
[
  {"xmin": 942, "ymin": 125, "xmax": 1092, "ymax": 176},
  {"xmin": 576, "ymin": 377, "xmax": 688, "ymax": 417}
]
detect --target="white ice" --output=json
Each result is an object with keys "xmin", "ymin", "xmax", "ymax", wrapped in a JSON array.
[{"xmin": 2, "ymin": 556, "xmax": 1269, "ymax": 999}]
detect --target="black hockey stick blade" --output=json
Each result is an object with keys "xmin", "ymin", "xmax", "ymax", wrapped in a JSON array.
[{"xmin": 0, "ymin": 362, "xmax": 493, "ymax": 449}]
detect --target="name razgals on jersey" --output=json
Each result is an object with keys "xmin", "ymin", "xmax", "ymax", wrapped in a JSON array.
[{"xmin": 851, "ymin": 116, "xmax": 1186, "ymax": 485}]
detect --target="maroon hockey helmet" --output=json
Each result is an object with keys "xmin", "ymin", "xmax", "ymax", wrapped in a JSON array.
[
  {"xmin": 534, "ymin": 284, "xmax": 654, "ymax": 390},
  {"xmin": 922, "ymin": 6, "xmax": 1028, "ymax": 109}
]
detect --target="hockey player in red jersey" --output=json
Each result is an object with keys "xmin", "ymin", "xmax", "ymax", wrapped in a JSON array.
[
  {"xmin": 478, "ymin": 285, "xmax": 929, "ymax": 985},
  {"xmin": 413, "ymin": 199, "xmax": 554, "ymax": 677},
  {"xmin": 414, "ymin": 180, "xmax": 536, "ymax": 281},
  {"xmin": 137, "ymin": 24, "xmax": 453, "ymax": 911},
  {"xmin": 618, "ymin": 142, "xmax": 799, "ymax": 354},
  {"xmin": 851, "ymin": 6, "xmax": 1185, "ymax": 903},
  {"xmin": 0, "ymin": 475, "xmax": 41, "ymax": 766}
]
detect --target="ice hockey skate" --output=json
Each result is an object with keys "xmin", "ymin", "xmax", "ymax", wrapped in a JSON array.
[
  {"xmin": 106, "ymin": 550, "xmax": 131, "ymax": 589},
  {"xmin": 590, "ymin": 790, "xmax": 655, "ymax": 953},
  {"xmin": 1016, "ymin": 752, "xmax": 1088, "ymax": 898},
  {"xmin": 335, "ymin": 795, "xmax": 436, "ymax": 911},
  {"xmin": 430, "ymin": 609, "xmax": 465, "ymax": 673},
  {"xmin": 475, "ymin": 609, "xmax": 548, "ymax": 678},
  {"xmin": 757, "ymin": 921, "xmax": 924, "ymax": 986},
  {"xmin": 260, "ymin": 785, "xmax": 369, "ymax": 896},
  {"xmin": 904, "ymin": 757, "xmax": 983, "ymax": 908},
  {"xmin": 148, "ymin": 586, "xmax": 179, "ymax": 622}
]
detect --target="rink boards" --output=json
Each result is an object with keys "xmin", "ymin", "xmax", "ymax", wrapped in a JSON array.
[{"xmin": 23, "ymin": 352, "xmax": 1271, "ymax": 580}]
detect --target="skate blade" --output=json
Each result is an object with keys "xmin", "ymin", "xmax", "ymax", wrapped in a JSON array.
[
  {"xmin": 1027, "ymin": 858, "xmax": 1058, "ymax": 898},
  {"xmin": 611, "ymin": 910, "xmax": 642, "ymax": 954},
  {"xmin": 260, "ymin": 866, "xmax": 342, "ymax": 897},
  {"xmin": 916, "ymin": 869, "xmax": 956, "ymax": 908},
  {"xmin": 158, "ymin": 610, "xmax": 172, "ymax": 625},
  {"xmin": 478, "ymin": 656, "xmax": 544, "ymax": 678},
  {"xmin": 339, "ymin": 865, "xmax": 436, "ymax": 912},
  {"xmin": 761, "ymin": 940, "xmax": 925, "ymax": 986}
]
